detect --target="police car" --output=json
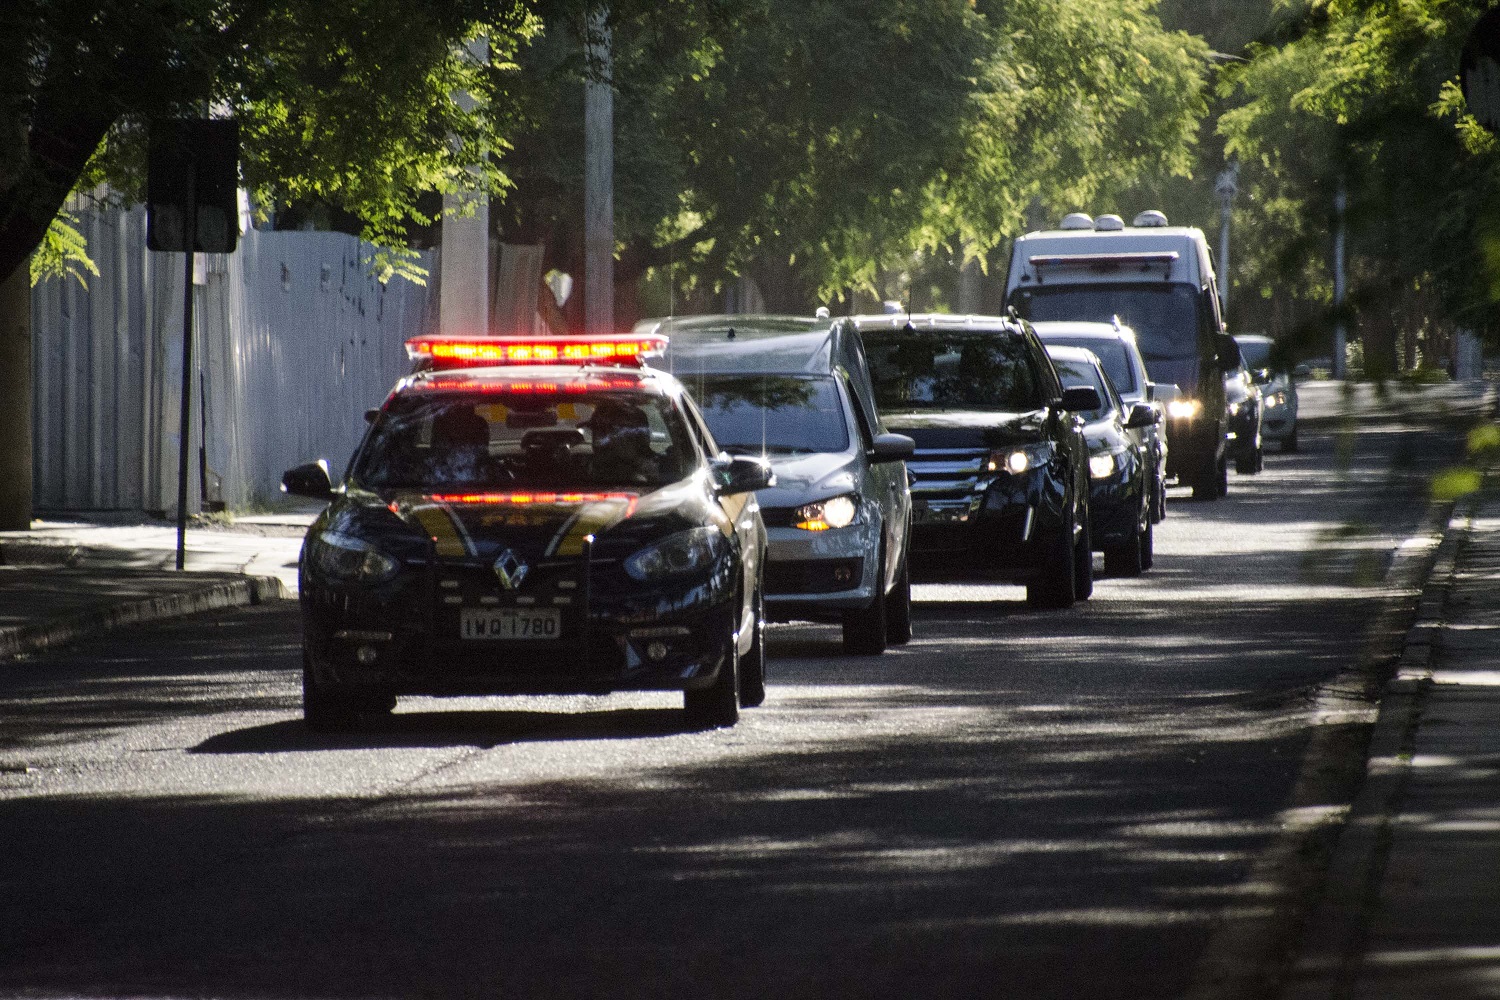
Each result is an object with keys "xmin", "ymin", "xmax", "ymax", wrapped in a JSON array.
[{"xmin": 280, "ymin": 334, "xmax": 772, "ymax": 732}]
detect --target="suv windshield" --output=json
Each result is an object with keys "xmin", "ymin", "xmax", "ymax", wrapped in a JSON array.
[
  {"xmin": 1042, "ymin": 337, "xmax": 1137, "ymax": 395},
  {"xmin": 351, "ymin": 390, "xmax": 697, "ymax": 491},
  {"xmin": 1014, "ymin": 284, "xmax": 1201, "ymax": 362},
  {"xmin": 686, "ymin": 375, "xmax": 850, "ymax": 454},
  {"xmin": 866, "ymin": 331, "xmax": 1045, "ymax": 413}
]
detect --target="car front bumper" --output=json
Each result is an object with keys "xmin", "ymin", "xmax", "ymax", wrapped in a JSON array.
[{"xmin": 762, "ymin": 519, "xmax": 881, "ymax": 620}]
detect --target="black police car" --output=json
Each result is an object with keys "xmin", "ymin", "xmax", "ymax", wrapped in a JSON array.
[
  {"xmin": 853, "ymin": 314, "xmax": 1099, "ymax": 608},
  {"xmin": 281, "ymin": 335, "xmax": 772, "ymax": 732},
  {"xmin": 1045, "ymin": 344, "xmax": 1158, "ymax": 576}
]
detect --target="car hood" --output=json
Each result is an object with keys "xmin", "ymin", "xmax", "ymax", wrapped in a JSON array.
[
  {"xmin": 755, "ymin": 451, "xmax": 860, "ymax": 509},
  {"xmin": 324, "ymin": 481, "xmax": 712, "ymax": 563},
  {"xmin": 880, "ymin": 409, "xmax": 1048, "ymax": 450},
  {"xmin": 1080, "ymin": 417, "xmax": 1129, "ymax": 455}
]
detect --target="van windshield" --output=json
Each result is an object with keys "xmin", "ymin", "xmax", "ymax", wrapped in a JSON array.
[{"xmin": 1014, "ymin": 284, "xmax": 1201, "ymax": 362}]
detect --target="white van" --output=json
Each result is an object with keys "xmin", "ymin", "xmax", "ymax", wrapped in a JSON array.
[{"xmin": 1005, "ymin": 212, "xmax": 1239, "ymax": 500}]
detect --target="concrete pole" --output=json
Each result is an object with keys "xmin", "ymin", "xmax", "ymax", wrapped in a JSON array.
[
  {"xmin": 583, "ymin": 8, "xmax": 614, "ymax": 335},
  {"xmin": 440, "ymin": 36, "xmax": 490, "ymax": 337},
  {"xmin": 1214, "ymin": 163, "xmax": 1239, "ymax": 316},
  {"xmin": 0, "ymin": 264, "xmax": 32, "ymax": 530},
  {"xmin": 1333, "ymin": 181, "xmax": 1348, "ymax": 380}
]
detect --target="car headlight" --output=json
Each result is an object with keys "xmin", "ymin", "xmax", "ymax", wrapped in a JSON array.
[
  {"xmin": 988, "ymin": 444, "xmax": 1052, "ymax": 475},
  {"xmin": 1089, "ymin": 453, "xmax": 1118, "ymax": 479},
  {"xmin": 624, "ymin": 527, "xmax": 727, "ymax": 582},
  {"xmin": 1265, "ymin": 392, "xmax": 1286, "ymax": 408},
  {"xmin": 1167, "ymin": 398, "xmax": 1202, "ymax": 420},
  {"xmin": 308, "ymin": 530, "xmax": 400, "ymax": 584},
  {"xmin": 794, "ymin": 494, "xmax": 859, "ymax": 531}
]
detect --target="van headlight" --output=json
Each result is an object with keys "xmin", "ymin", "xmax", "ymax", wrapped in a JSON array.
[
  {"xmin": 1167, "ymin": 399, "xmax": 1202, "ymax": 420},
  {"xmin": 794, "ymin": 494, "xmax": 859, "ymax": 531},
  {"xmin": 625, "ymin": 527, "xmax": 726, "ymax": 582},
  {"xmin": 308, "ymin": 531, "xmax": 400, "ymax": 584}
]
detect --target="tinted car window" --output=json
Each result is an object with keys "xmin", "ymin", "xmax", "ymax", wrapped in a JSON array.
[
  {"xmin": 1050, "ymin": 357, "xmax": 1114, "ymax": 422},
  {"xmin": 1043, "ymin": 337, "xmax": 1137, "ymax": 394},
  {"xmin": 866, "ymin": 332, "xmax": 1045, "ymax": 413},
  {"xmin": 688, "ymin": 375, "xmax": 850, "ymax": 454},
  {"xmin": 1237, "ymin": 338, "xmax": 1272, "ymax": 369},
  {"xmin": 1015, "ymin": 284, "xmax": 1201, "ymax": 362},
  {"xmin": 352, "ymin": 390, "xmax": 696, "ymax": 490}
]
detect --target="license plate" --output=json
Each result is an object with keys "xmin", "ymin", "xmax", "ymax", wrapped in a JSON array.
[{"xmin": 459, "ymin": 608, "xmax": 561, "ymax": 640}]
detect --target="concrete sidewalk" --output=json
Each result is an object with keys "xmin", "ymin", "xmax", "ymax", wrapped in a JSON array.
[
  {"xmin": 0, "ymin": 513, "xmax": 312, "ymax": 662},
  {"xmin": 1286, "ymin": 494, "xmax": 1500, "ymax": 999}
]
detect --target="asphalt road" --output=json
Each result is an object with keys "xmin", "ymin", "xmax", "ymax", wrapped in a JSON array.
[{"xmin": 0, "ymin": 390, "xmax": 1478, "ymax": 1000}]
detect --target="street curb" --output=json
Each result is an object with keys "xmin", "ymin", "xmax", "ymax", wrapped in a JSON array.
[
  {"xmin": 0, "ymin": 573, "xmax": 290, "ymax": 663},
  {"xmin": 1277, "ymin": 501, "xmax": 1470, "ymax": 1000}
]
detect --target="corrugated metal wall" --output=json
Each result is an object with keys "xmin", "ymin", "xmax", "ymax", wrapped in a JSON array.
[{"xmin": 32, "ymin": 203, "xmax": 433, "ymax": 513}]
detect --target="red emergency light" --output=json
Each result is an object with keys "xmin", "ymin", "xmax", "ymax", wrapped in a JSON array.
[
  {"xmin": 405, "ymin": 335, "xmax": 668, "ymax": 370},
  {"xmin": 429, "ymin": 492, "xmax": 639, "ymax": 516}
]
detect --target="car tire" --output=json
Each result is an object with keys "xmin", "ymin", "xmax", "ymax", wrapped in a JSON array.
[
  {"xmin": 1140, "ymin": 518, "xmax": 1155, "ymax": 571},
  {"xmin": 1217, "ymin": 453, "xmax": 1230, "ymax": 496},
  {"xmin": 1191, "ymin": 454, "xmax": 1221, "ymax": 501},
  {"xmin": 685, "ymin": 630, "xmax": 740, "ymax": 729},
  {"xmin": 885, "ymin": 554, "xmax": 913, "ymax": 646},
  {"xmin": 1027, "ymin": 517, "xmax": 1077, "ymax": 609},
  {"xmin": 1283, "ymin": 428, "xmax": 1298, "ymax": 453},
  {"xmin": 302, "ymin": 647, "xmax": 384, "ymax": 733},
  {"xmin": 739, "ymin": 587, "xmax": 767, "ymax": 709},
  {"xmin": 843, "ymin": 548, "xmax": 890, "ymax": 655},
  {"xmin": 1073, "ymin": 511, "xmax": 1094, "ymax": 600},
  {"xmin": 1103, "ymin": 515, "xmax": 1145, "ymax": 577},
  {"xmin": 1151, "ymin": 472, "xmax": 1167, "ymax": 523}
]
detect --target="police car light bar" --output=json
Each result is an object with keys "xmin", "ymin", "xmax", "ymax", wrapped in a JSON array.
[{"xmin": 405, "ymin": 335, "xmax": 668, "ymax": 369}]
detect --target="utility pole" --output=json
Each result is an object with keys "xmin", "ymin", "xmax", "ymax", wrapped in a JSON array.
[
  {"xmin": 440, "ymin": 36, "xmax": 490, "ymax": 338},
  {"xmin": 583, "ymin": 7, "xmax": 614, "ymax": 335},
  {"xmin": 1333, "ymin": 181, "xmax": 1348, "ymax": 380},
  {"xmin": 1214, "ymin": 162, "xmax": 1239, "ymax": 316},
  {"xmin": 0, "ymin": 264, "xmax": 31, "ymax": 531}
]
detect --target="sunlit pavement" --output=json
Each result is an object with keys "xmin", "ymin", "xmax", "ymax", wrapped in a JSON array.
[{"xmin": 0, "ymin": 388, "xmax": 1485, "ymax": 1000}]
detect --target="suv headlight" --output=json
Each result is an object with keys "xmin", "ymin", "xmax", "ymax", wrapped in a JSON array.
[
  {"xmin": 793, "ymin": 494, "xmax": 859, "ymax": 531},
  {"xmin": 308, "ymin": 530, "xmax": 400, "ymax": 584},
  {"xmin": 624, "ymin": 527, "xmax": 727, "ymax": 582},
  {"xmin": 988, "ymin": 444, "xmax": 1052, "ymax": 475},
  {"xmin": 1167, "ymin": 398, "xmax": 1202, "ymax": 420},
  {"xmin": 1089, "ymin": 452, "xmax": 1121, "ymax": 479}
]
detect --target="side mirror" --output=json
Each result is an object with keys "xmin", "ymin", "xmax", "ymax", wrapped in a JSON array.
[
  {"xmin": 363, "ymin": 408, "xmax": 381, "ymax": 424},
  {"xmin": 868, "ymin": 433, "xmax": 915, "ymax": 464},
  {"xmin": 1124, "ymin": 403, "xmax": 1159, "ymax": 429},
  {"xmin": 712, "ymin": 454, "xmax": 775, "ymax": 494},
  {"xmin": 1216, "ymin": 334, "xmax": 1241, "ymax": 372},
  {"xmin": 281, "ymin": 460, "xmax": 334, "ymax": 500},
  {"xmin": 1251, "ymin": 367, "xmax": 1273, "ymax": 385},
  {"xmin": 1153, "ymin": 383, "xmax": 1182, "ymax": 404},
  {"xmin": 1059, "ymin": 386, "xmax": 1101, "ymax": 412}
]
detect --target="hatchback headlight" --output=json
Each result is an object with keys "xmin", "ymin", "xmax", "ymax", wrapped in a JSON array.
[
  {"xmin": 1089, "ymin": 453, "xmax": 1118, "ymax": 479},
  {"xmin": 308, "ymin": 530, "xmax": 400, "ymax": 584},
  {"xmin": 1167, "ymin": 399, "xmax": 1202, "ymax": 420},
  {"xmin": 624, "ymin": 527, "xmax": 726, "ymax": 582},
  {"xmin": 794, "ymin": 494, "xmax": 859, "ymax": 531}
]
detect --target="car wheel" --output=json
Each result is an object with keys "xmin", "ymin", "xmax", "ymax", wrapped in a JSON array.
[
  {"xmin": 843, "ymin": 547, "xmax": 890, "ymax": 655},
  {"xmin": 1140, "ymin": 518, "xmax": 1155, "ymax": 571},
  {"xmin": 1235, "ymin": 449, "xmax": 1258, "ymax": 475},
  {"xmin": 1283, "ymin": 428, "xmax": 1298, "ymax": 453},
  {"xmin": 1104, "ymin": 517, "xmax": 1146, "ymax": 578},
  {"xmin": 1191, "ymin": 454, "xmax": 1221, "ymax": 501},
  {"xmin": 1027, "ymin": 517, "xmax": 1077, "ymax": 609},
  {"xmin": 739, "ymin": 587, "xmax": 767, "ymax": 709},
  {"xmin": 685, "ymin": 629, "xmax": 740, "ymax": 729},
  {"xmin": 302, "ymin": 647, "xmax": 370, "ymax": 733},
  {"xmin": 1217, "ymin": 453, "xmax": 1230, "ymax": 496},
  {"xmin": 885, "ymin": 553, "xmax": 913, "ymax": 646},
  {"xmin": 1073, "ymin": 510, "xmax": 1094, "ymax": 600},
  {"xmin": 1151, "ymin": 472, "xmax": 1167, "ymax": 523}
]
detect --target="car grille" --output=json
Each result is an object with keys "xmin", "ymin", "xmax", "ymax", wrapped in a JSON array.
[
  {"xmin": 765, "ymin": 558, "xmax": 864, "ymax": 595},
  {"xmin": 908, "ymin": 447, "xmax": 990, "ymax": 501}
]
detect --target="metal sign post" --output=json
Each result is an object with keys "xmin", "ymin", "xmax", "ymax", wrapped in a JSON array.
[{"xmin": 174, "ymin": 162, "xmax": 197, "ymax": 570}]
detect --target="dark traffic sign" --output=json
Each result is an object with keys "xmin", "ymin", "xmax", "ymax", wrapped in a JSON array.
[
  {"xmin": 1462, "ymin": 8, "xmax": 1500, "ymax": 135},
  {"xmin": 147, "ymin": 119, "xmax": 240, "ymax": 254}
]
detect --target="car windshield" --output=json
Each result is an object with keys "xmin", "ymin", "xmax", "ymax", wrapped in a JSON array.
[
  {"xmin": 1048, "ymin": 356, "xmax": 1113, "ymax": 422},
  {"xmin": 1014, "ymin": 284, "xmax": 1201, "ymax": 362},
  {"xmin": 1041, "ymin": 336, "xmax": 1137, "ymax": 394},
  {"xmin": 350, "ymin": 390, "xmax": 697, "ymax": 491},
  {"xmin": 1236, "ymin": 338, "xmax": 1273, "ymax": 369},
  {"xmin": 686, "ymin": 375, "xmax": 850, "ymax": 454},
  {"xmin": 865, "ymin": 331, "xmax": 1045, "ymax": 413}
]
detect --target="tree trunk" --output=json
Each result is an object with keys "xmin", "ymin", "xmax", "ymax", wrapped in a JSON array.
[{"xmin": 0, "ymin": 264, "xmax": 32, "ymax": 529}]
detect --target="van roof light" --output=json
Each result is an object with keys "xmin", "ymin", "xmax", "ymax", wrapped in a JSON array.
[
  {"xmin": 1094, "ymin": 214, "xmax": 1125, "ymax": 232},
  {"xmin": 404, "ymin": 335, "xmax": 668, "ymax": 370},
  {"xmin": 1060, "ymin": 213, "xmax": 1094, "ymax": 230},
  {"xmin": 1133, "ymin": 210, "xmax": 1169, "ymax": 228}
]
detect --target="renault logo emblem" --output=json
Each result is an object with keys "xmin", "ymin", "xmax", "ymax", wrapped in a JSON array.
[{"xmin": 493, "ymin": 549, "xmax": 529, "ymax": 591}]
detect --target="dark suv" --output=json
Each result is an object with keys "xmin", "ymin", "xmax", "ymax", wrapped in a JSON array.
[{"xmin": 848, "ymin": 314, "xmax": 1098, "ymax": 608}]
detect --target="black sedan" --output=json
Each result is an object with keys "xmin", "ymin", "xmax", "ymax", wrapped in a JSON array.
[
  {"xmin": 1045, "ymin": 344, "xmax": 1158, "ymax": 576},
  {"xmin": 282, "ymin": 349, "xmax": 771, "ymax": 732},
  {"xmin": 853, "ymin": 314, "xmax": 1098, "ymax": 608}
]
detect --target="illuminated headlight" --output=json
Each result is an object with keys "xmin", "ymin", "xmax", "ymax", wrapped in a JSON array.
[
  {"xmin": 988, "ymin": 445, "xmax": 1051, "ymax": 475},
  {"xmin": 793, "ymin": 494, "xmax": 859, "ymax": 531},
  {"xmin": 1089, "ymin": 453, "xmax": 1118, "ymax": 479},
  {"xmin": 1265, "ymin": 392, "xmax": 1287, "ymax": 408},
  {"xmin": 624, "ymin": 527, "xmax": 726, "ymax": 582},
  {"xmin": 1167, "ymin": 399, "xmax": 1202, "ymax": 420},
  {"xmin": 309, "ymin": 530, "xmax": 400, "ymax": 584}
]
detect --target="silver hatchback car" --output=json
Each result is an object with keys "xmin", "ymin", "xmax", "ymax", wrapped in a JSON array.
[
  {"xmin": 1234, "ymin": 334, "xmax": 1299, "ymax": 452},
  {"xmin": 641, "ymin": 315, "xmax": 916, "ymax": 655}
]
